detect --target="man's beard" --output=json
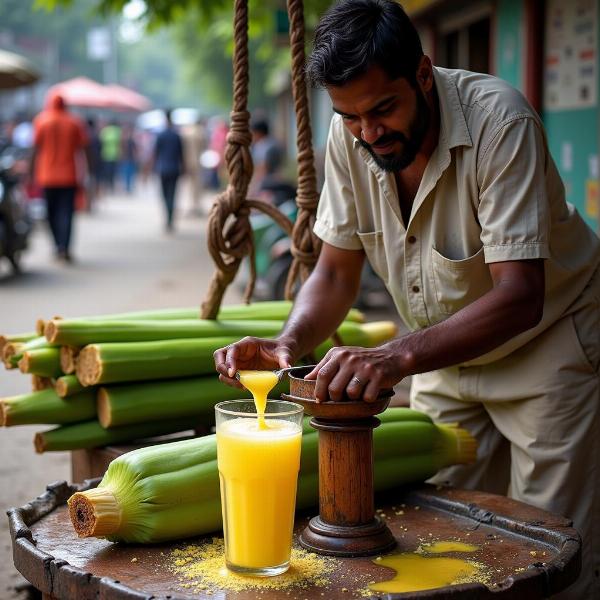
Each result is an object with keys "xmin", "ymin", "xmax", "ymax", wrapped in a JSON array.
[{"xmin": 359, "ymin": 88, "xmax": 430, "ymax": 172}]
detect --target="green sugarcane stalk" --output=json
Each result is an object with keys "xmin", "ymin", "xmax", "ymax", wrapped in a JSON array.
[
  {"xmin": 18, "ymin": 347, "xmax": 63, "ymax": 378},
  {"xmin": 50, "ymin": 301, "xmax": 365, "ymax": 324},
  {"xmin": 55, "ymin": 374, "xmax": 86, "ymax": 398},
  {"xmin": 97, "ymin": 377, "xmax": 289, "ymax": 428},
  {"xmin": 3, "ymin": 336, "xmax": 51, "ymax": 369},
  {"xmin": 45, "ymin": 319, "xmax": 289, "ymax": 346},
  {"xmin": 34, "ymin": 418, "xmax": 201, "ymax": 453},
  {"xmin": 1, "ymin": 389, "xmax": 96, "ymax": 427},
  {"xmin": 75, "ymin": 321, "xmax": 396, "ymax": 387}
]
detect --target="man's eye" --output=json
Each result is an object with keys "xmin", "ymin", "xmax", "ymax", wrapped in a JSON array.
[
  {"xmin": 341, "ymin": 115, "xmax": 356, "ymax": 122},
  {"xmin": 375, "ymin": 105, "xmax": 394, "ymax": 116}
]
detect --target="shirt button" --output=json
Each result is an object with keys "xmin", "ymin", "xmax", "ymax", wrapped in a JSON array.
[
  {"xmin": 407, "ymin": 235, "xmax": 417, "ymax": 244},
  {"xmin": 412, "ymin": 285, "xmax": 420, "ymax": 293}
]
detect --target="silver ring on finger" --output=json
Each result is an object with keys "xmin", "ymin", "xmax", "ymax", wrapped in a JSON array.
[{"xmin": 351, "ymin": 375, "xmax": 363, "ymax": 386}]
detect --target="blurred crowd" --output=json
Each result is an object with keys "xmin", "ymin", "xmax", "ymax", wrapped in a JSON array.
[{"xmin": 0, "ymin": 98, "xmax": 290, "ymax": 267}]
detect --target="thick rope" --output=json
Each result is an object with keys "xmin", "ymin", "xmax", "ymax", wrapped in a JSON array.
[
  {"xmin": 201, "ymin": 0, "xmax": 293, "ymax": 319},
  {"xmin": 285, "ymin": 0, "xmax": 322, "ymax": 299}
]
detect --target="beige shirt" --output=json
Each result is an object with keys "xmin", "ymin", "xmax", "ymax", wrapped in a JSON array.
[{"xmin": 314, "ymin": 67, "xmax": 600, "ymax": 365}]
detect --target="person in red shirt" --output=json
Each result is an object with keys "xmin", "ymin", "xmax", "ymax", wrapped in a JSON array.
[{"xmin": 31, "ymin": 93, "xmax": 88, "ymax": 262}]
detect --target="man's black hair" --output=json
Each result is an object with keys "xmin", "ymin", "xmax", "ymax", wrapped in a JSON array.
[{"xmin": 306, "ymin": 0, "xmax": 423, "ymax": 88}]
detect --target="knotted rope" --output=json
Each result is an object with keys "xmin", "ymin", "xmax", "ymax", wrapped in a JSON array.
[
  {"xmin": 284, "ymin": 0, "xmax": 322, "ymax": 299},
  {"xmin": 201, "ymin": 0, "xmax": 293, "ymax": 319}
]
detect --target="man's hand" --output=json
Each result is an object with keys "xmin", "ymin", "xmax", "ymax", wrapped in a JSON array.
[
  {"xmin": 213, "ymin": 337, "xmax": 297, "ymax": 388},
  {"xmin": 305, "ymin": 341, "xmax": 408, "ymax": 403}
]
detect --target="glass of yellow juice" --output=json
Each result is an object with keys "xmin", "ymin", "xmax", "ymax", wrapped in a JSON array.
[{"xmin": 215, "ymin": 399, "xmax": 304, "ymax": 576}]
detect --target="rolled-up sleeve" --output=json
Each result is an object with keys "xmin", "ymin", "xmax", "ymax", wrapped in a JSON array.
[
  {"xmin": 314, "ymin": 116, "xmax": 362, "ymax": 250},
  {"xmin": 477, "ymin": 117, "xmax": 551, "ymax": 263}
]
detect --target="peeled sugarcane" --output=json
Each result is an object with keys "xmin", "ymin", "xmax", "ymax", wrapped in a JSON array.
[
  {"xmin": 34, "ymin": 418, "xmax": 202, "ymax": 453},
  {"xmin": 97, "ymin": 376, "xmax": 289, "ymax": 428},
  {"xmin": 67, "ymin": 408, "xmax": 477, "ymax": 543},
  {"xmin": 0, "ymin": 388, "xmax": 96, "ymax": 427},
  {"xmin": 55, "ymin": 374, "xmax": 86, "ymax": 398},
  {"xmin": 75, "ymin": 322, "xmax": 397, "ymax": 387},
  {"xmin": 60, "ymin": 346, "xmax": 80, "ymax": 374}
]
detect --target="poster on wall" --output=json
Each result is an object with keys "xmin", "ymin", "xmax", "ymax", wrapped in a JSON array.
[{"xmin": 544, "ymin": 0, "xmax": 597, "ymax": 111}]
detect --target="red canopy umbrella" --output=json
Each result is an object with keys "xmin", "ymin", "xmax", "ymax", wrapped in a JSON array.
[
  {"xmin": 47, "ymin": 77, "xmax": 114, "ymax": 108},
  {"xmin": 104, "ymin": 84, "xmax": 151, "ymax": 112}
]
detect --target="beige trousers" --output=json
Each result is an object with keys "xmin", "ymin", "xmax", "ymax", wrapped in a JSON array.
[{"xmin": 411, "ymin": 272, "xmax": 600, "ymax": 599}]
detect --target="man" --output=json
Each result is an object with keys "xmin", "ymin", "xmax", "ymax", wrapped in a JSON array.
[
  {"xmin": 31, "ymin": 93, "xmax": 88, "ymax": 262},
  {"xmin": 154, "ymin": 109, "xmax": 184, "ymax": 231},
  {"xmin": 214, "ymin": 1, "xmax": 599, "ymax": 596}
]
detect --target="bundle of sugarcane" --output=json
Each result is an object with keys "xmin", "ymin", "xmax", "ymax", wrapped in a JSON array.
[
  {"xmin": 67, "ymin": 407, "xmax": 477, "ymax": 543},
  {"xmin": 1, "ymin": 301, "xmax": 399, "ymax": 453}
]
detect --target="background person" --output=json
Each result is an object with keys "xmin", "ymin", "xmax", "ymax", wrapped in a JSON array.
[
  {"xmin": 30, "ymin": 93, "xmax": 88, "ymax": 262},
  {"xmin": 154, "ymin": 109, "xmax": 184, "ymax": 231},
  {"xmin": 215, "ymin": 1, "xmax": 600, "ymax": 597}
]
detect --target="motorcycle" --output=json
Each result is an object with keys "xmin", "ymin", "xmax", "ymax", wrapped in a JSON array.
[
  {"xmin": 0, "ymin": 143, "xmax": 32, "ymax": 273},
  {"xmin": 249, "ymin": 191, "xmax": 393, "ymax": 310}
]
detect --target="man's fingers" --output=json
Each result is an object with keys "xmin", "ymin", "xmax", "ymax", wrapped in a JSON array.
[
  {"xmin": 219, "ymin": 373, "xmax": 244, "ymax": 389},
  {"xmin": 362, "ymin": 379, "xmax": 381, "ymax": 403},
  {"xmin": 314, "ymin": 359, "xmax": 340, "ymax": 402},
  {"xmin": 326, "ymin": 367, "xmax": 354, "ymax": 402},
  {"xmin": 304, "ymin": 351, "xmax": 332, "ymax": 380},
  {"xmin": 346, "ymin": 373, "xmax": 367, "ymax": 400},
  {"xmin": 214, "ymin": 347, "xmax": 229, "ymax": 377},
  {"xmin": 225, "ymin": 344, "xmax": 241, "ymax": 378}
]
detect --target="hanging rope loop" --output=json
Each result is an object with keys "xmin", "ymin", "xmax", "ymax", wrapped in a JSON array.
[{"xmin": 284, "ymin": 0, "xmax": 322, "ymax": 299}]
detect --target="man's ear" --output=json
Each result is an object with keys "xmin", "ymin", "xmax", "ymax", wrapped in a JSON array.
[{"xmin": 416, "ymin": 56, "xmax": 434, "ymax": 93}]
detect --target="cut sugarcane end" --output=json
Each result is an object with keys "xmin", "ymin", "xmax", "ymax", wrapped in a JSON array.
[
  {"xmin": 437, "ymin": 424, "xmax": 478, "ymax": 465},
  {"xmin": 68, "ymin": 488, "xmax": 122, "ymax": 537},
  {"xmin": 35, "ymin": 319, "xmax": 46, "ymax": 336},
  {"xmin": 0, "ymin": 402, "xmax": 8, "ymax": 426},
  {"xmin": 17, "ymin": 352, "xmax": 32, "ymax": 374},
  {"xmin": 44, "ymin": 320, "xmax": 59, "ymax": 344},
  {"xmin": 97, "ymin": 388, "xmax": 111, "ymax": 428},
  {"xmin": 76, "ymin": 345, "xmax": 102, "ymax": 386},
  {"xmin": 60, "ymin": 346, "xmax": 79, "ymax": 374},
  {"xmin": 2, "ymin": 342, "xmax": 23, "ymax": 369},
  {"xmin": 55, "ymin": 378, "xmax": 68, "ymax": 398}
]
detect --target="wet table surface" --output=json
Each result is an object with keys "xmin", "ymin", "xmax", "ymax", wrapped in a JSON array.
[{"xmin": 8, "ymin": 482, "xmax": 580, "ymax": 600}]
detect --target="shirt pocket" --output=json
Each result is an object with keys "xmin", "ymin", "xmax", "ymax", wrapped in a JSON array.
[
  {"xmin": 431, "ymin": 246, "xmax": 492, "ymax": 315},
  {"xmin": 357, "ymin": 231, "xmax": 389, "ymax": 283}
]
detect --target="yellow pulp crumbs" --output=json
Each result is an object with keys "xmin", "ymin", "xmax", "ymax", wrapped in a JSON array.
[{"xmin": 170, "ymin": 538, "xmax": 337, "ymax": 593}]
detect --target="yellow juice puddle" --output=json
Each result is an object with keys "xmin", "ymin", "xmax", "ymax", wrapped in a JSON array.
[
  {"xmin": 419, "ymin": 541, "xmax": 479, "ymax": 553},
  {"xmin": 369, "ymin": 541, "xmax": 489, "ymax": 594},
  {"xmin": 237, "ymin": 370, "xmax": 279, "ymax": 429}
]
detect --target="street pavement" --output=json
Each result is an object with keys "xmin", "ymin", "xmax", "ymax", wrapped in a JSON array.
[{"xmin": 0, "ymin": 180, "xmax": 241, "ymax": 598}]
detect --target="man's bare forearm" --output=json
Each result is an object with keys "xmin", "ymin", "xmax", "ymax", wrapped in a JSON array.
[{"xmin": 278, "ymin": 249, "xmax": 363, "ymax": 360}]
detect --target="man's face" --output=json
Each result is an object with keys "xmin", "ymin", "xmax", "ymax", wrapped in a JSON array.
[{"xmin": 328, "ymin": 65, "xmax": 430, "ymax": 171}]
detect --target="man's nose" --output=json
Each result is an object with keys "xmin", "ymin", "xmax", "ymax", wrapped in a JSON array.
[{"xmin": 360, "ymin": 124, "xmax": 384, "ymax": 144}]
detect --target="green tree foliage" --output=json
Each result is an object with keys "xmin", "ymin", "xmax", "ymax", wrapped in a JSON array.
[{"xmin": 37, "ymin": 0, "xmax": 334, "ymax": 111}]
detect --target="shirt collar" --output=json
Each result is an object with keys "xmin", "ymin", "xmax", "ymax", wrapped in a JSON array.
[{"xmin": 351, "ymin": 66, "xmax": 472, "ymax": 150}]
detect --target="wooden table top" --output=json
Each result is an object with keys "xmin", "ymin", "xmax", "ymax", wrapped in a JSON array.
[{"xmin": 8, "ymin": 481, "xmax": 580, "ymax": 600}]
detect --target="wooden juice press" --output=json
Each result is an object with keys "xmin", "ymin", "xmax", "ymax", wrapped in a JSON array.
[{"xmin": 282, "ymin": 365, "xmax": 397, "ymax": 557}]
